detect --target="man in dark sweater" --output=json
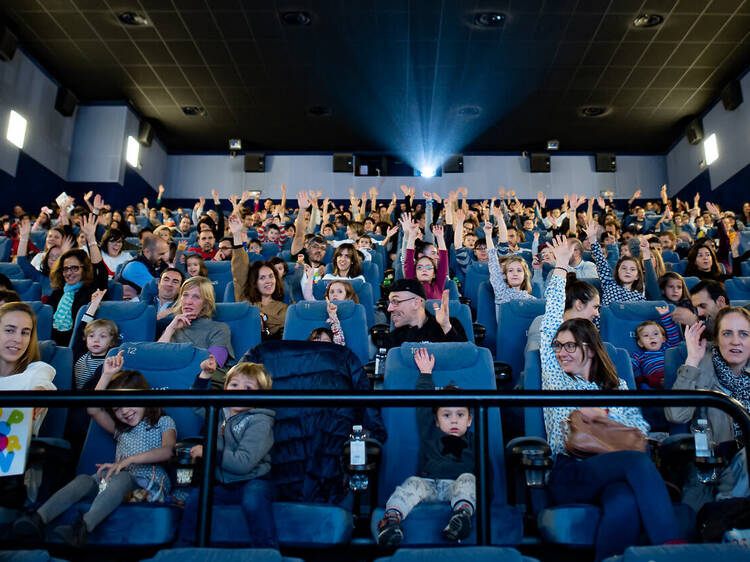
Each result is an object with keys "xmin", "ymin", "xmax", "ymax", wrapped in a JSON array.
[
  {"xmin": 383, "ymin": 279, "xmax": 467, "ymax": 349},
  {"xmin": 377, "ymin": 348, "xmax": 476, "ymax": 547}
]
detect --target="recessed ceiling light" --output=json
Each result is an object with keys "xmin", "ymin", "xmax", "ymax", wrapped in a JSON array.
[
  {"xmin": 307, "ymin": 105, "xmax": 332, "ymax": 117},
  {"xmin": 181, "ymin": 106, "xmax": 207, "ymax": 117},
  {"xmin": 473, "ymin": 12, "xmax": 506, "ymax": 27},
  {"xmin": 280, "ymin": 11, "xmax": 312, "ymax": 26},
  {"xmin": 632, "ymin": 14, "xmax": 664, "ymax": 28},
  {"xmin": 579, "ymin": 106, "xmax": 610, "ymax": 118},
  {"xmin": 456, "ymin": 105, "xmax": 482, "ymax": 117},
  {"xmin": 117, "ymin": 12, "xmax": 149, "ymax": 26}
]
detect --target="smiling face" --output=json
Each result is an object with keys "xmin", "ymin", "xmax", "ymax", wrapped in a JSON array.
[
  {"xmin": 87, "ymin": 327, "xmax": 114, "ymax": 356},
  {"xmin": 180, "ymin": 286, "xmax": 205, "ymax": 320},
  {"xmin": 435, "ymin": 407, "xmax": 472, "ymax": 437},
  {"xmin": 504, "ymin": 259, "xmax": 525, "ymax": 288},
  {"xmin": 335, "ymin": 248, "xmax": 352, "ymax": 275},
  {"xmin": 474, "ymin": 242, "xmax": 488, "ymax": 263},
  {"xmin": 415, "ymin": 256, "xmax": 436, "ymax": 282},
  {"xmin": 695, "ymin": 247, "xmax": 713, "ymax": 271},
  {"xmin": 570, "ymin": 294, "xmax": 601, "ymax": 322},
  {"xmin": 62, "ymin": 256, "xmax": 83, "ymax": 285},
  {"xmin": 0, "ymin": 311, "xmax": 32, "ymax": 367},
  {"xmin": 45, "ymin": 229, "xmax": 62, "ymax": 249},
  {"xmin": 553, "ymin": 329, "xmax": 593, "ymax": 376},
  {"xmin": 186, "ymin": 257, "xmax": 202, "ymax": 277},
  {"xmin": 114, "ymin": 406, "xmax": 145, "ymax": 428},
  {"xmin": 716, "ymin": 312, "xmax": 750, "ymax": 372},
  {"xmin": 256, "ymin": 266, "xmax": 276, "ymax": 297},
  {"xmin": 106, "ymin": 237, "xmax": 123, "ymax": 256},
  {"xmin": 664, "ymin": 277, "xmax": 684, "ymax": 302},
  {"xmin": 387, "ymin": 291, "xmax": 422, "ymax": 328},
  {"xmin": 179, "ymin": 216, "xmax": 192, "ymax": 234},
  {"xmin": 617, "ymin": 259, "xmax": 639, "ymax": 287},
  {"xmin": 659, "ymin": 233, "xmax": 675, "ymax": 250},
  {"xmin": 306, "ymin": 240, "xmax": 326, "ymax": 263},
  {"xmin": 637, "ymin": 323, "xmax": 666, "ymax": 352}
]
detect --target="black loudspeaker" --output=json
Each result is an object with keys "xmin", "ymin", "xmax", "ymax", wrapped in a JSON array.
[
  {"xmin": 332, "ymin": 153, "xmax": 353, "ymax": 173},
  {"xmin": 530, "ymin": 153, "xmax": 550, "ymax": 173},
  {"xmin": 54, "ymin": 87, "xmax": 78, "ymax": 117},
  {"xmin": 0, "ymin": 26, "xmax": 17, "ymax": 62},
  {"xmin": 244, "ymin": 153, "xmax": 265, "ymax": 173},
  {"xmin": 721, "ymin": 80, "xmax": 743, "ymax": 111},
  {"xmin": 595, "ymin": 153, "xmax": 616, "ymax": 173},
  {"xmin": 137, "ymin": 120, "xmax": 154, "ymax": 147},
  {"xmin": 443, "ymin": 154, "xmax": 464, "ymax": 173},
  {"xmin": 685, "ymin": 117, "xmax": 704, "ymax": 145}
]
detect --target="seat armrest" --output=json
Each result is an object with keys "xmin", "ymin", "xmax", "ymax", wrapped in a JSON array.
[
  {"xmin": 473, "ymin": 322, "xmax": 486, "ymax": 346},
  {"xmin": 506, "ymin": 436, "xmax": 553, "ymax": 489}
]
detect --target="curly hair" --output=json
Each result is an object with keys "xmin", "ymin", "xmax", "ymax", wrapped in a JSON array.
[{"xmin": 50, "ymin": 249, "xmax": 93, "ymax": 290}]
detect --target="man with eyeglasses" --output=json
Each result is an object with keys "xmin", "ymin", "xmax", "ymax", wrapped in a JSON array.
[{"xmin": 383, "ymin": 279, "xmax": 467, "ymax": 350}]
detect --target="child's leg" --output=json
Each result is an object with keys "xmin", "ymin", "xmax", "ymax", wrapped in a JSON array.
[
  {"xmin": 240, "ymin": 478, "xmax": 277, "ymax": 548},
  {"xmin": 176, "ymin": 484, "xmax": 238, "ymax": 546},
  {"xmin": 446, "ymin": 473, "xmax": 476, "ymax": 513},
  {"xmin": 37, "ymin": 474, "xmax": 98, "ymax": 524},
  {"xmin": 385, "ymin": 476, "xmax": 439, "ymax": 520},
  {"xmin": 82, "ymin": 472, "xmax": 138, "ymax": 531}
]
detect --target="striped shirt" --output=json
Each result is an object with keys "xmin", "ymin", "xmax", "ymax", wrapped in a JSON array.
[
  {"xmin": 631, "ymin": 312, "xmax": 682, "ymax": 390},
  {"xmin": 73, "ymin": 352, "xmax": 106, "ymax": 390}
]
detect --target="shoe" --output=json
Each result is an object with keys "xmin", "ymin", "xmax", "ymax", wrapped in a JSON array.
[
  {"xmin": 376, "ymin": 512, "xmax": 403, "ymax": 547},
  {"xmin": 442, "ymin": 508, "xmax": 472, "ymax": 541},
  {"xmin": 54, "ymin": 516, "xmax": 88, "ymax": 548},
  {"xmin": 12, "ymin": 511, "xmax": 45, "ymax": 540}
]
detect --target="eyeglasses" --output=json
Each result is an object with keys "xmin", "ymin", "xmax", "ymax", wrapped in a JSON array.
[
  {"xmin": 62, "ymin": 265, "xmax": 81, "ymax": 273},
  {"xmin": 416, "ymin": 265, "xmax": 434, "ymax": 271},
  {"xmin": 388, "ymin": 296, "xmax": 416, "ymax": 307},
  {"xmin": 550, "ymin": 341, "xmax": 588, "ymax": 353},
  {"xmin": 308, "ymin": 243, "xmax": 326, "ymax": 251},
  {"xmin": 475, "ymin": 245, "xmax": 487, "ymax": 251}
]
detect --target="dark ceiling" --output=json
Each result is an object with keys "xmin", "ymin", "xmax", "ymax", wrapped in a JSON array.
[{"xmin": 2, "ymin": 0, "xmax": 749, "ymax": 156}]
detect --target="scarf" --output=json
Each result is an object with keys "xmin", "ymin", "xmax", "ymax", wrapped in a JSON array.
[
  {"xmin": 52, "ymin": 282, "xmax": 82, "ymax": 332},
  {"xmin": 713, "ymin": 346, "xmax": 750, "ymax": 412}
]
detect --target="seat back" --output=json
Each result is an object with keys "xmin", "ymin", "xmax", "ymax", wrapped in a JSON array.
[
  {"xmin": 69, "ymin": 301, "xmax": 156, "ymax": 348},
  {"xmin": 29, "ymin": 231, "xmax": 47, "ymax": 251},
  {"xmin": 664, "ymin": 342, "xmax": 688, "ymax": 390},
  {"xmin": 29, "ymin": 301, "xmax": 53, "ymax": 340},
  {"xmin": 283, "ymin": 301, "xmax": 369, "ymax": 364},
  {"xmin": 38, "ymin": 340, "xmax": 73, "ymax": 439},
  {"xmin": 495, "ymin": 299, "xmax": 546, "ymax": 385},
  {"xmin": 464, "ymin": 262, "xmax": 489, "ymax": 311},
  {"xmin": 313, "ymin": 279, "xmax": 375, "ymax": 328},
  {"xmin": 107, "ymin": 280, "xmax": 124, "ymax": 301},
  {"xmin": 726, "ymin": 277, "xmax": 750, "ymax": 301},
  {"xmin": 579, "ymin": 277, "xmax": 602, "ymax": 293},
  {"xmin": 214, "ymin": 302, "xmax": 262, "ymax": 358},
  {"xmin": 661, "ymin": 250, "xmax": 680, "ymax": 263},
  {"xmin": 0, "ymin": 238, "xmax": 11, "ymax": 262},
  {"xmin": 599, "ymin": 300, "xmax": 671, "ymax": 355},
  {"xmin": 684, "ymin": 276, "xmax": 700, "ymax": 291},
  {"xmin": 444, "ymin": 279, "xmax": 460, "ymax": 300},
  {"xmin": 77, "ymin": 343, "xmax": 209, "ymax": 475},
  {"xmin": 10, "ymin": 279, "xmax": 41, "ymax": 301},
  {"xmin": 476, "ymin": 281, "xmax": 497, "ymax": 354},
  {"xmin": 0, "ymin": 262, "xmax": 24, "ymax": 279},
  {"xmin": 204, "ymin": 261, "xmax": 233, "ymax": 303},
  {"xmin": 380, "ymin": 342, "xmax": 506, "ymax": 505},
  {"xmin": 261, "ymin": 243, "xmax": 279, "ymax": 259},
  {"xmin": 669, "ymin": 261, "xmax": 687, "ymax": 274}
]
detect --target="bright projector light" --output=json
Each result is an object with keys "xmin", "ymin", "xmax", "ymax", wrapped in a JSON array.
[
  {"xmin": 704, "ymin": 133, "xmax": 718, "ymax": 166},
  {"xmin": 420, "ymin": 166, "xmax": 436, "ymax": 178}
]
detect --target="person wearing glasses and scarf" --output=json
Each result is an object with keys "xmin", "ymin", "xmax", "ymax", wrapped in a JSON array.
[{"xmin": 47, "ymin": 214, "xmax": 108, "ymax": 346}]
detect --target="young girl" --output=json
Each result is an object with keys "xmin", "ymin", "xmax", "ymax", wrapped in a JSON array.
[
  {"xmin": 14, "ymin": 351, "xmax": 176, "ymax": 547},
  {"xmin": 185, "ymin": 254, "xmax": 208, "ymax": 278},
  {"xmin": 177, "ymin": 359, "xmax": 277, "ymax": 547},
  {"xmin": 307, "ymin": 299, "xmax": 346, "ymax": 345},
  {"xmin": 631, "ymin": 306, "xmax": 682, "ymax": 390},
  {"xmin": 659, "ymin": 272, "xmax": 693, "ymax": 310},
  {"xmin": 403, "ymin": 218, "xmax": 448, "ymax": 300},
  {"xmin": 485, "ymin": 220, "xmax": 534, "ymax": 318}
]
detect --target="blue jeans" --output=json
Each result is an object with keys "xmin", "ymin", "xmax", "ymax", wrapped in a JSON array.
[
  {"xmin": 547, "ymin": 451, "xmax": 679, "ymax": 561},
  {"xmin": 177, "ymin": 478, "xmax": 277, "ymax": 548}
]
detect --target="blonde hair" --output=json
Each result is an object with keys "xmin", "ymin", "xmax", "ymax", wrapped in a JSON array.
[
  {"xmin": 499, "ymin": 255, "xmax": 532, "ymax": 293},
  {"xmin": 224, "ymin": 362, "xmax": 272, "ymax": 390},
  {"xmin": 635, "ymin": 320, "xmax": 666, "ymax": 347},
  {"xmin": 647, "ymin": 248, "xmax": 667, "ymax": 278},
  {"xmin": 171, "ymin": 276, "xmax": 216, "ymax": 319},
  {"xmin": 84, "ymin": 318, "xmax": 119, "ymax": 343}
]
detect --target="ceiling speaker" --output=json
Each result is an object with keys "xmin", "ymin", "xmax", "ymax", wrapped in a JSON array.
[
  {"xmin": 244, "ymin": 153, "xmax": 265, "ymax": 173},
  {"xmin": 530, "ymin": 153, "xmax": 550, "ymax": 173},
  {"xmin": 332, "ymin": 153, "xmax": 353, "ymax": 173},
  {"xmin": 721, "ymin": 80, "xmax": 743, "ymax": 111},
  {"xmin": 443, "ymin": 154, "xmax": 464, "ymax": 173},
  {"xmin": 595, "ymin": 153, "xmax": 616, "ymax": 173},
  {"xmin": 137, "ymin": 120, "xmax": 154, "ymax": 147},
  {"xmin": 685, "ymin": 118, "xmax": 704, "ymax": 146},
  {"xmin": 54, "ymin": 87, "xmax": 78, "ymax": 117},
  {"xmin": 0, "ymin": 25, "xmax": 17, "ymax": 62}
]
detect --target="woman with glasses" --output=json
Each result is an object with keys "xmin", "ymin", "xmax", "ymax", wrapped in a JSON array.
[
  {"xmin": 99, "ymin": 229, "xmax": 133, "ymax": 279},
  {"xmin": 402, "ymin": 213, "xmax": 448, "ymax": 299},
  {"xmin": 47, "ymin": 214, "xmax": 109, "ymax": 346},
  {"xmin": 539, "ymin": 235, "xmax": 681, "ymax": 561}
]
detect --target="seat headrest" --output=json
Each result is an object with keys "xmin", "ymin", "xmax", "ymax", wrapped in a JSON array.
[
  {"xmin": 214, "ymin": 302, "xmax": 254, "ymax": 321},
  {"xmin": 108, "ymin": 342, "xmax": 202, "ymax": 371},
  {"xmin": 292, "ymin": 300, "xmax": 358, "ymax": 320},
  {"xmin": 97, "ymin": 301, "xmax": 152, "ymax": 320},
  {"xmin": 392, "ymin": 342, "xmax": 481, "ymax": 370}
]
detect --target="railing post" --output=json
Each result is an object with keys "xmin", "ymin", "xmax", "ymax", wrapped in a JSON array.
[
  {"xmin": 196, "ymin": 404, "xmax": 219, "ymax": 546},
  {"xmin": 475, "ymin": 405, "xmax": 490, "ymax": 545}
]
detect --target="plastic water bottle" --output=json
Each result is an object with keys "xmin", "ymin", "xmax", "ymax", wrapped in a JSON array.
[
  {"xmin": 349, "ymin": 425, "xmax": 369, "ymax": 491},
  {"xmin": 691, "ymin": 418, "xmax": 717, "ymax": 484},
  {"xmin": 374, "ymin": 348, "xmax": 387, "ymax": 378}
]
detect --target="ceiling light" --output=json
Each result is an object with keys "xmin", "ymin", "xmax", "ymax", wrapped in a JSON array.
[
  {"xmin": 229, "ymin": 139, "xmax": 242, "ymax": 151},
  {"xmin": 547, "ymin": 139, "xmax": 560, "ymax": 151},
  {"xmin": 579, "ymin": 106, "xmax": 610, "ymax": 118},
  {"xmin": 181, "ymin": 106, "xmax": 207, "ymax": 117},
  {"xmin": 704, "ymin": 134, "xmax": 719, "ymax": 166},
  {"xmin": 117, "ymin": 12, "xmax": 149, "ymax": 26},
  {"xmin": 473, "ymin": 13, "xmax": 506, "ymax": 27},
  {"xmin": 280, "ymin": 11, "xmax": 312, "ymax": 26},
  {"xmin": 126, "ymin": 136, "xmax": 140, "ymax": 167},
  {"xmin": 632, "ymin": 14, "xmax": 664, "ymax": 28},
  {"xmin": 6, "ymin": 110, "xmax": 27, "ymax": 149}
]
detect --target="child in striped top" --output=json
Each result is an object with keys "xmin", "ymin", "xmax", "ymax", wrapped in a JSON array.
[{"xmin": 631, "ymin": 305, "xmax": 682, "ymax": 390}]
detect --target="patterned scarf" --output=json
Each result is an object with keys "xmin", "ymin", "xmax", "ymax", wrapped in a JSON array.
[
  {"xmin": 713, "ymin": 346, "xmax": 750, "ymax": 412},
  {"xmin": 53, "ymin": 282, "xmax": 82, "ymax": 332}
]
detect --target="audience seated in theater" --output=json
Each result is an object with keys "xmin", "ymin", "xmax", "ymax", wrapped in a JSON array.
[
  {"xmin": 118, "ymin": 234, "xmax": 170, "ymax": 296},
  {"xmin": 402, "ymin": 215, "xmax": 448, "ymax": 300},
  {"xmin": 631, "ymin": 305, "xmax": 682, "ymax": 390},
  {"xmin": 486, "ymin": 214, "xmax": 535, "ymax": 316}
]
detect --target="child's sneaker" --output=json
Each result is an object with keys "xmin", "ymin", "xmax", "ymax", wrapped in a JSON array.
[
  {"xmin": 377, "ymin": 512, "xmax": 403, "ymax": 547},
  {"xmin": 442, "ymin": 507, "xmax": 472, "ymax": 541}
]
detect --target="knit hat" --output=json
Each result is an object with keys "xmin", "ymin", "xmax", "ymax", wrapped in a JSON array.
[{"xmin": 390, "ymin": 278, "xmax": 427, "ymax": 300}]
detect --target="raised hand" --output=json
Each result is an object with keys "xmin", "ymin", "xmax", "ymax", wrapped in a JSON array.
[
  {"xmin": 550, "ymin": 234, "xmax": 572, "ymax": 267},
  {"xmin": 731, "ymin": 232, "xmax": 741, "ymax": 255},
  {"xmin": 432, "ymin": 224, "xmax": 445, "ymax": 241},
  {"xmin": 102, "ymin": 350, "xmax": 125, "ymax": 378},
  {"xmin": 498, "ymin": 186, "xmax": 506, "ymax": 199},
  {"xmin": 90, "ymin": 288, "xmax": 107, "ymax": 308},
  {"xmin": 84, "ymin": 190, "xmax": 93, "ymax": 201},
  {"xmin": 240, "ymin": 189, "xmax": 252, "ymax": 203},
  {"xmin": 80, "ymin": 213, "xmax": 97, "ymax": 240},
  {"xmin": 639, "ymin": 237, "xmax": 651, "ymax": 260},
  {"xmin": 448, "ymin": 190, "xmax": 457, "ymax": 202},
  {"xmin": 60, "ymin": 235, "xmax": 75, "ymax": 254},
  {"xmin": 632, "ymin": 189, "xmax": 642, "ymax": 200},
  {"xmin": 177, "ymin": 240, "xmax": 188, "ymax": 252},
  {"xmin": 158, "ymin": 184, "xmax": 166, "ymax": 195},
  {"xmin": 326, "ymin": 298, "xmax": 338, "ymax": 319},
  {"xmin": 93, "ymin": 194, "xmax": 104, "ymax": 212},
  {"xmin": 227, "ymin": 214, "xmax": 243, "ymax": 236},
  {"xmin": 432, "ymin": 289, "xmax": 452, "ymax": 333},
  {"xmin": 369, "ymin": 186, "xmax": 378, "ymax": 198},
  {"xmin": 432, "ymin": 192, "xmax": 442, "ymax": 204},
  {"xmin": 694, "ymin": 192, "xmax": 700, "ymax": 205},
  {"xmin": 143, "ymin": 197, "xmax": 149, "ymax": 207},
  {"xmin": 457, "ymin": 186, "xmax": 468, "ymax": 196},
  {"xmin": 483, "ymin": 220, "xmax": 493, "ymax": 238},
  {"xmin": 199, "ymin": 354, "xmax": 217, "ymax": 379},
  {"xmin": 569, "ymin": 193, "xmax": 586, "ymax": 210},
  {"xmin": 18, "ymin": 217, "xmax": 31, "ymax": 238},
  {"xmin": 596, "ymin": 196, "xmax": 606, "ymax": 209},
  {"xmin": 705, "ymin": 202, "xmax": 720, "ymax": 217},
  {"xmin": 584, "ymin": 219, "xmax": 601, "ymax": 243},
  {"xmin": 655, "ymin": 305, "xmax": 670, "ymax": 316},
  {"xmin": 280, "ymin": 183, "xmax": 287, "ymax": 196},
  {"xmin": 422, "ymin": 191, "xmax": 432, "ymax": 200},
  {"xmin": 297, "ymin": 191, "xmax": 311, "ymax": 210},
  {"xmin": 684, "ymin": 322, "xmax": 707, "ymax": 367},
  {"xmin": 413, "ymin": 347, "xmax": 435, "ymax": 374},
  {"xmin": 211, "ymin": 189, "xmax": 220, "ymax": 202},
  {"xmin": 537, "ymin": 191, "xmax": 547, "ymax": 207}
]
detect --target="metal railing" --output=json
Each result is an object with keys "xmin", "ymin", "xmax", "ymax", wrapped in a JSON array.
[{"xmin": 4, "ymin": 389, "xmax": 749, "ymax": 546}]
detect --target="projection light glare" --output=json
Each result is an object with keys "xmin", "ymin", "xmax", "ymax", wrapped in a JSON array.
[
  {"xmin": 7, "ymin": 110, "xmax": 27, "ymax": 149},
  {"xmin": 419, "ymin": 166, "xmax": 436, "ymax": 178},
  {"xmin": 126, "ymin": 135, "xmax": 140, "ymax": 167},
  {"xmin": 704, "ymin": 134, "xmax": 718, "ymax": 166}
]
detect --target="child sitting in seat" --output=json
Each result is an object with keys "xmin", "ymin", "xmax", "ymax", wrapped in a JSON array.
[
  {"xmin": 71, "ymin": 289, "xmax": 119, "ymax": 390},
  {"xmin": 307, "ymin": 299, "xmax": 346, "ymax": 346},
  {"xmin": 13, "ymin": 351, "xmax": 176, "ymax": 547},
  {"xmin": 177, "ymin": 358, "xmax": 277, "ymax": 548},
  {"xmin": 631, "ymin": 305, "xmax": 682, "ymax": 390},
  {"xmin": 377, "ymin": 348, "xmax": 476, "ymax": 547}
]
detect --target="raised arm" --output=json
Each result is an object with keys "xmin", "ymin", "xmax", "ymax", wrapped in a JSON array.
[{"xmin": 290, "ymin": 191, "xmax": 311, "ymax": 255}]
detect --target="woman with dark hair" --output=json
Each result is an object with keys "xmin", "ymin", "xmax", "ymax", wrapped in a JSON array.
[
  {"xmin": 17, "ymin": 220, "xmax": 74, "ymax": 297},
  {"xmin": 100, "ymin": 229, "xmax": 133, "ymax": 279},
  {"xmin": 684, "ymin": 242, "xmax": 729, "ymax": 282},
  {"xmin": 541, "ymin": 236, "xmax": 681, "ymax": 561},
  {"xmin": 324, "ymin": 243, "xmax": 365, "ymax": 282}
]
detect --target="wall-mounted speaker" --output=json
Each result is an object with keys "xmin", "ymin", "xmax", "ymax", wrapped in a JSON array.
[
  {"xmin": 685, "ymin": 117, "xmax": 704, "ymax": 145},
  {"xmin": 244, "ymin": 153, "xmax": 265, "ymax": 172},
  {"xmin": 0, "ymin": 25, "xmax": 17, "ymax": 62},
  {"xmin": 595, "ymin": 153, "xmax": 616, "ymax": 173},
  {"xmin": 530, "ymin": 153, "xmax": 550, "ymax": 173},
  {"xmin": 443, "ymin": 154, "xmax": 464, "ymax": 173},
  {"xmin": 721, "ymin": 80, "xmax": 743, "ymax": 111},
  {"xmin": 332, "ymin": 153, "xmax": 353, "ymax": 173},
  {"xmin": 54, "ymin": 87, "xmax": 78, "ymax": 117},
  {"xmin": 137, "ymin": 120, "xmax": 154, "ymax": 147}
]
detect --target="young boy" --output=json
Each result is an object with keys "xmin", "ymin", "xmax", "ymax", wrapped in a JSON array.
[
  {"xmin": 74, "ymin": 318, "xmax": 119, "ymax": 390},
  {"xmin": 247, "ymin": 238, "xmax": 263, "ymax": 255},
  {"xmin": 377, "ymin": 348, "xmax": 476, "ymax": 547},
  {"xmin": 631, "ymin": 305, "xmax": 682, "ymax": 390}
]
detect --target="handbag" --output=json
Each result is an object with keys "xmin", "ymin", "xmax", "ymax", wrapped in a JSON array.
[{"xmin": 563, "ymin": 410, "xmax": 647, "ymax": 458}]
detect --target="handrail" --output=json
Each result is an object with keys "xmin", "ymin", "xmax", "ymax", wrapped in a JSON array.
[{"xmin": 6, "ymin": 389, "xmax": 749, "ymax": 546}]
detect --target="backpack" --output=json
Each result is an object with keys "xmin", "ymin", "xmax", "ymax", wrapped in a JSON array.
[{"xmin": 697, "ymin": 497, "xmax": 750, "ymax": 542}]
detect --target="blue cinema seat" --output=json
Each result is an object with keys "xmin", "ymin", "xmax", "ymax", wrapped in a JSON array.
[
  {"xmin": 522, "ymin": 343, "xmax": 695, "ymax": 548},
  {"xmin": 371, "ymin": 342, "xmax": 523, "ymax": 546},
  {"xmin": 283, "ymin": 300, "xmax": 370, "ymax": 364},
  {"xmin": 204, "ymin": 261, "xmax": 233, "ymax": 303},
  {"xmin": 0, "ymin": 262, "xmax": 25, "ymax": 279},
  {"xmin": 0, "ymin": 237, "xmax": 11, "ymax": 262},
  {"xmin": 260, "ymin": 242, "xmax": 279, "ymax": 259},
  {"xmin": 579, "ymin": 277, "xmax": 602, "ymax": 293},
  {"xmin": 663, "ymin": 342, "xmax": 688, "ymax": 391},
  {"xmin": 599, "ymin": 300, "xmax": 673, "ymax": 355},
  {"xmin": 602, "ymin": 544, "xmax": 750, "ymax": 562},
  {"xmin": 106, "ymin": 280, "xmax": 124, "ymax": 301},
  {"xmin": 495, "ymin": 299, "xmax": 546, "ymax": 387},
  {"xmin": 29, "ymin": 301, "xmax": 53, "ymax": 341},
  {"xmin": 47, "ymin": 343, "xmax": 209, "ymax": 547},
  {"xmin": 669, "ymin": 261, "xmax": 687, "ymax": 274},
  {"xmin": 142, "ymin": 548, "xmax": 303, "ymax": 562},
  {"xmin": 683, "ymin": 276, "xmax": 700, "ymax": 291},
  {"xmin": 476, "ymin": 281, "xmax": 497, "ymax": 354},
  {"xmin": 37, "ymin": 340, "xmax": 73, "ymax": 440},
  {"xmin": 374, "ymin": 546, "xmax": 538, "ymax": 562},
  {"xmin": 10, "ymin": 279, "xmax": 41, "ymax": 301},
  {"xmin": 313, "ymin": 278, "xmax": 376, "ymax": 327},
  {"xmin": 69, "ymin": 301, "xmax": 156, "ymax": 347},
  {"xmin": 463, "ymin": 262, "xmax": 489, "ymax": 312},
  {"xmin": 214, "ymin": 302, "xmax": 262, "ymax": 358},
  {"xmin": 426, "ymin": 299, "xmax": 474, "ymax": 343},
  {"xmin": 725, "ymin": 277, "xmax": 750, "ymax": 301},
  {"xmin": 661, "ymin": 250, "xmax": 680, "ymax": 263}
]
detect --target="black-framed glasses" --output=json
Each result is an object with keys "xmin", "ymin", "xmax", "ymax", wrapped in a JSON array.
[
  {"xmin": 388, "ymin": 296, "xmax": 416, "ymax": 307},
  {"xmin": 550, "ymin": 341, "xmax": 588, "ymax": 353},
  {"xmin": 62, "ymin": 265, "xmax": 81, "ymax": 273}
]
